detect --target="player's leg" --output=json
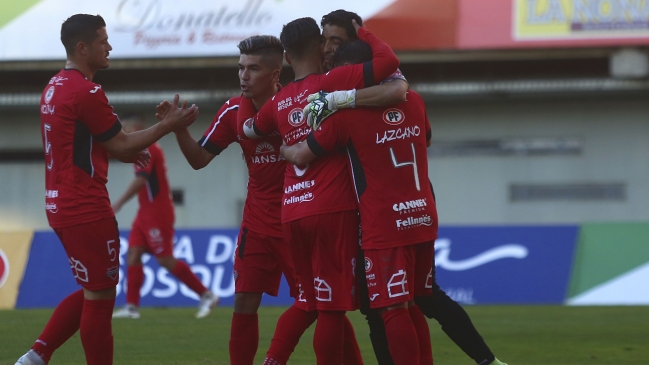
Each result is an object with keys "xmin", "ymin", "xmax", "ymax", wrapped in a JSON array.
[
  {"xmin": 310, "ymin": 211, "xmax": 361, "ymax": 365},
  {"xmin": 366, "ymin": 245, "xmax": 421, "ymax": 365},
  {"xmin": 414, "ymin": 262, "xmax": 503, "ymax": 365},
  {"xmin": 410, "ymin": 241, "xmax": 435, "ymax": 365},
  {"xmin": 113, "ymin": 226, "xmax": 146, "ymax": 318},
  {"xmin": 342, "ymin": 314, "xmax": 363, "ymax": 365},
  {"xmin": 81, "ymin": 286, "xmax": 117, "ymax": 365},
  {"xmin": 152, "ymin": 225, "xmax": 218, "ymax": 318},
  {"xmin": 357, "ymin": 248, "xmax": 395, "ymax": 365}
]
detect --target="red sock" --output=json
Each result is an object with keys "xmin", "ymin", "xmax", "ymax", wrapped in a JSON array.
[
  {"xmin": 126, "ymin": 265, "xmax": 144, "ymax": 306},
  {"xmin": 381, "ymin": 307, "xmax": 420, "ymax": 365},
  {"xmin": 229, "ymin": 312, "xmax": 259, "ymax": 365},
  {"xmin": 171, "ymin": 260, "xmax": 208, "ymax": 295},
  {"xmin": 80, "ymin": 298, "xmax": 115, "ymax": 365},
  {"xmin": 31, "ymin": 290, "xmax": 84, "ymax": 363},
  {"xmin": 265, "ymin": 304, "xmax": 318, "ymax": 364},
  {"xmin": 313, "ymin": 310, "xmax": 346, "ymax": 365},
  {"xmin": 342, "ymin": 314, "xmax": 363, "ymax": 365},
  {"xmin": 409, "ymin": 305, "xmax": 433, "ymax": 365}
]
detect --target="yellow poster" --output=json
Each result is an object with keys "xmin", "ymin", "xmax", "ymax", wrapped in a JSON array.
[
  {"xmin": 0, "ymin": 231, "xmax": 33, "ymax": 309},
  {"xmin": 514, "ymin": 0, "xmax": 649, "ymax": 39}
]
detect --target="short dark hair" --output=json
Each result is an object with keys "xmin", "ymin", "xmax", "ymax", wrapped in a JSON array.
[
  {"xmin": 333, "ymin": 39, "xmax": 373, "ymax": 67},
  {"xmin": 280, "ymin": 17, "xmax": 321, "ymax": 60},
  {"xmin": 321, "ymin": 10, "xmax": 364, "ymax": 40},
  {"xmin": 61, "ymin": 14, "xmax": 106, "ymax": 57},
  {"xmin": 237, "ymin": 35, "xmax": 284, "ymax": 69}
]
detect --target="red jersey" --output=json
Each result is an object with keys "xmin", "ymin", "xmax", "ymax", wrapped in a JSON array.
[
  {"xmin": 134, "ymin": 143, "xmax": 174, "ymax": 225},
  {"xmin": 308, "ymin": 91, "xmax": 438, "ymax": 249},
  {"xmin": 238, "ymin": 27, "xmax": 399, "ymax": 223},
  {"xmin": 199, "ymin": 97, "xmax": 284, "ymax": 238},
  {"xmin": 41, "ymin": 69, "xmax": 121, "ymax": 228}
]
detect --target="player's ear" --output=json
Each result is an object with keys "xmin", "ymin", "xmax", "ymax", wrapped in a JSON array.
[
  {"xmin": 271, "ymin": 68, "xmax": 281, "ymax": 82},
  {"xmin": 76, "ymin": 42, "xmax": 87, "ymax": 56}
]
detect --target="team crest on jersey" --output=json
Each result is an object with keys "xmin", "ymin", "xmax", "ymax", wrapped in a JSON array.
[
  {"xmin": 383, "ymin": 108, "xmax": 405, "ymax": 126},
  {"xmin": 106, "ymin": 266, "xmax": 119, "ymax": 281},
  {"xmin": 255, "ymin": 141, "xmax": 275, "ymax": 154},
  {"xmin": 288, "ymin": 108, "xmax": 304, "ymax": 127},
  {"xmin": 44, "ymin": 86, "xmax": 55, "ymax": 104},
  {"xmin": 364, "ymin": 257, "xmax": 373, "ymax": 272},
  {"xmin": 0, "ymin": 248, "xmax": 9, "ymax": 289}
]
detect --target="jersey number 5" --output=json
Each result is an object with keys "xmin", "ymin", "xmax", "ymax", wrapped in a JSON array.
[{"xmin": 389, "ymin": 143, "xmax": 420, "ymax": 191}]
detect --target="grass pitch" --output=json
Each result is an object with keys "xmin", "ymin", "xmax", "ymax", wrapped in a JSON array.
[{"xmin": 1, "ymin": 305, "xmax": 648, "ymax": 364}]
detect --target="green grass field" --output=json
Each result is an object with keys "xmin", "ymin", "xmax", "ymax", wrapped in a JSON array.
[{"xmin": 1, "ymin": 306, "xmax": 648, "ymax": 364}]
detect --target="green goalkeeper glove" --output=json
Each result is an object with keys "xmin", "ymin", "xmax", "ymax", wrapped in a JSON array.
[{"xmin": 302, "ymin": 89, "xmax": 356, "ymax": 131}]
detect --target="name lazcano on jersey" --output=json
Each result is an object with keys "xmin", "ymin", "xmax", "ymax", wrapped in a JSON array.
[
  {"xmin": 376, "ymin": 125, "xmax": 421, "ymax": 144},
  {"xmin": 396, "ymin": 214, "xmax": 433, "ymax": 230}
]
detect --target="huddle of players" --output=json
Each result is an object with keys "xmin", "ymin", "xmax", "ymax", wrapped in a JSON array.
[{"xmin": 19, "ymin": 9, "xmax": 507, "ymax": 365}]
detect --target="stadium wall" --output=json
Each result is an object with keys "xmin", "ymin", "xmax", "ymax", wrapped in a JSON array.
[{"xmin": 2, "ymin": 224, "xmax": 648, "ymax": 309}]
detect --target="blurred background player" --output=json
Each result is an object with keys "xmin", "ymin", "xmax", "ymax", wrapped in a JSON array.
[
  {"xmin": 16, "ymin": 14, "xmax": 199, "ymax": 365},
  {"xmin": 303, "ymin": 35, "xmax": 508, "ymax": 365},
  {"xmin": 111, "ymin": 114, "xmax": 219, "ymax": 320},
  {"xmin": 157, "ymin": 35, "xmax": 323, "ymax": 365},
  {"xmin": 281, "ymin": 39, "xmax": 438, "ymax": 365}
]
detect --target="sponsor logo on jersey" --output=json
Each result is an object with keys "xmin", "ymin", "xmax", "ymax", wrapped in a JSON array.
[
  {"xmin": 0, "ymin": 248, "xmax": 9, "ymax": 289},
  {"xmin": 48, "ymin": 76, "xmax": 67, "ymax": 85},
  {"xmin": 294, "ymin": 89, "xmax": 309, "ymax": 104},
  {"xmin": 255, "ymin": 141, "xmax": 275, "ymax": 154},
  {"xmin": 106, "ymin": 265, "xmax": 119, "ymax": 281},
  {"xmin": 45, "ymin": 203, "xmax": 58, "ymax": 213},
  {"xmin": 288, "ymin": 108, "xmax": 305, "ymax": 127},
  {"xmin": 284, "ymin": 192, "xmax": 314, "ymax": 205},
  {"xmin": 90, "ymin": 85, "xmax": 101, "ymax": 94},
  {"xmin": 250, "ymin": 141, "xmax": 282, "ymax": 164},
  {"xmin": 387, "ymin": 269, "xmax": 409, "ymax": 298},
  {"xmin": 45, "ymin": 190, "xmax": 58, "ymax": 198},
  {"xmin": 44, "ymin": 86, "xmax": 55, "ymax": 104},
  {"xmin": 364, "ymin": 257, "xmax": 373, "ymax": 272},
  {"xmin": 383, "ymin": 108, "xmax": 405, "ymax": 126},
  {"xmin": 314, "ymin": 277, "xmax": 332, "ymax": 302},
  {"xmin": 284, "ymin": 180, "xmax": 315, "ymax": 194},
  {"xmin": 392, "ymin": 198, "xmax": 427, "ymax": 215},
  {"xmin": 69, "ymin": 257, "xmax": 89, "ymax": 282},
  {"xmin": 41, "ymin": 104, "xmax": 55, "ymax": 115},
  {"xmin": 376, "ymin": 125, "xmax": 421, "ymax": 144},
  {"xmin": 395, "ymin": 214, "xmax": 433, "ymax": 230},
  {"xmin": 277, "ymin": 97, "xmax": 293, "ymax": 111}
]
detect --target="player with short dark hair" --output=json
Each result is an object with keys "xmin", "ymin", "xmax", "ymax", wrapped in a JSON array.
[
  {"xmin": 300, "ymin": 40, "xmax": 509, "ymax": 365},
  {"xmin": 111, "ymin": 114, "xmax": 219, "ymax": 320},
  {"xmin": 321, "ymin": 9, "xmax": 363, "ymax": 71},
  {"xmin": 15, "ymin": 13, "xmax": 199, "ymax": 365},
  {"xmin": 239, "ymin": 16, "xmax": 403, "ymax": 365}
]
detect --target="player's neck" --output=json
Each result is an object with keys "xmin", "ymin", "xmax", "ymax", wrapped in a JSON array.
[
  {"xmin": 292, "ymin": 58, "xmax": 323, "ymax": 80},
  {"xmin": 251, "ymin": 84, "xmax": 279, "ymax": 111},
  {"xmin": 65, "ymin": 59, "xmax": 96, "ymax": 81}
]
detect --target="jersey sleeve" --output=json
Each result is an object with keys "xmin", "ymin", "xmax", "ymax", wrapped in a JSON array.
[
  {"xmin": 198, "ymin": 100, "xmax": 239, "ymax": 155},
  {"xmin": 236, "ymin": 95, "xmax": 277, "ymax": 138},
  {"xmin": 318, "ymin": 27, "xmax": 400, "ymax": 91},
  {"xmin": 76, "ymin": 86, "xmax": 121, "ymax": 142},
  {"xmin": 307, "ymin": 115, "xmax": 350, "ymax": 156}
]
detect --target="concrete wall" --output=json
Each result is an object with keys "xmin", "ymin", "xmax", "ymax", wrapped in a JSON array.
[{"xmin": 1, "ymin": 95, "xmax": 648, "ymax": 230}]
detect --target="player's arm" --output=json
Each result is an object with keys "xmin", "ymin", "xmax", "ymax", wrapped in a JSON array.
[
  {"xmin": 174, "ymin": 128, "xmax": 216, "ymax": 170},
  {"xmin": 280, "ymin": 141, "xmax": 317, "ymax": 166},
  {"xmin": 238, "ymin": 96, "xmax": 274, "ymax": 140},
  {"xmin": 102, "ymin": 95, "xmax": 199, "ymax": 161},
  {"xmin": 281, "ymin": 118, "xmax": 347, "ymax": 165},
  {"xmin": 355, "ymin": 79, "xmax": 408, "ymax": 107},
  {"xmin": 112, "ymin": 176, "xmax": 147, "ymax": 213}
]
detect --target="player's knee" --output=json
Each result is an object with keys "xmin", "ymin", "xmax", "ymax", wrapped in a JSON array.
[
  {"xmin": 83, "ymin": 286, "xmax": 116, "ymax": 300},
  {"xmin": 156, "ymin": 255, "xmax": 177, "ymax": 271},
  {"xmin": 126, "ymin": 247, "xmax": 145, "ymax": 266},
  {"xmin": 233, "ymin": 292, "xmax": 263, "ymax": 314}
]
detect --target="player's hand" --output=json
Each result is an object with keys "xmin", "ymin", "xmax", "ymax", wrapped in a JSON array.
[
  {"xmin": 302, "ymin": 89, "xmax": 357, "ymax": 131},
  {"xmin": 155, "ymin": 100, "xmax": 172, "ymax": 121},
  {"xmin": 112, "ymin": 202, "xmax": 122, "ymax": 213},
  {"xmin": 161, "ymin": 94, "xmax": 200, "ymax": 132},
  {"xmin": 133, "ymin": 148, "xmax": 151, "ymax": 168},
  {"xmin": 352, "ymin": 19, "xmax": 361, "ymax": 35}
]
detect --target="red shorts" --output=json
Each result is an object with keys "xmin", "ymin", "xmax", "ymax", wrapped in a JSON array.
[
  {"xmin": 364, "ymin": 241, "xmax": 434, "ymax": 309},
  {"xmin": 283, "ymin": 210, "xmax": 359, "ymax": 311},
  {"xmin": 234, "ymin": 226, "xmax": 299, "ymax": 298},
  {"xmin": 129, "ymin": 219, "xmax": 174, "ymax": 257},
  {"xmin": 53, "ymin": 217, "xmax": 121, "ymax": 291}
]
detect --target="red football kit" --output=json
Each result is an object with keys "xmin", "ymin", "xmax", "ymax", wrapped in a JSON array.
[
  {"xmin": 309, "ymin": 91, "xmax": 437, "ymax": 307},
  {"xmin": 237, "ymin": 27, "xmax": 399, "ymax": 310},
  {"xmin": 199, "ymin": 96, "xmax": 298, "ymax": 298},
  {"xmin": 128, "ymin": 142, "xmax": 175, "ymax": 257},
  {"xmin": 40, "ymin": 68, "xmax": 122, "ymax": 290}
]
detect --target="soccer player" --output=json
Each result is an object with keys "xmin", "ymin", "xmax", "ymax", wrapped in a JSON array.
[
  {"xmin": 238, "ymin": 16, "xmax": 403, "ymax": 365},
  {"xmin": 158, "ymin": 35, "xmax": 354, "ymax": 365},
  {"xmin": 298, "ymin": 40, "xmax": 509, "ymax": 365},
  {"xmin": 281, "ymin": 39, "xmax": 438, "ymax": 365},
  {"xmin": 16, "ymin": 14, "xmax": 199, "ymax": 365},
  {"xmin": 111, "ymin": 114, "xmax": 219, "ymax": 320}
]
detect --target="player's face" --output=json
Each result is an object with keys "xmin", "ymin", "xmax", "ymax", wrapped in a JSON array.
[
  {"xmin": 85, "ymin": 27, "xmax": 112, "ymax": 70},
  {"xmin": 238, "ymin": 54, "xmax": 276, "ymax": 99},
  {"xmin": 322, "ymin": 24, "xmax": 348, "ymax": 71}
]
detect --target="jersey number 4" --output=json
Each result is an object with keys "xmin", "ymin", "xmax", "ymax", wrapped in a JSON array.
[{"xmin": 389, "ymin": 143, "xmax": 420, "ymax": 191}]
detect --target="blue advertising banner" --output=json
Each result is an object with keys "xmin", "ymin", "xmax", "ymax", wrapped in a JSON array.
[
  {"xmin": 16, "ymin": 225, "xmax": 579, "ymax": 308},
  {"xmin": 434, "ymin": 226, "xmax": 579, "ymax": 304},
  {"xmin": 16, "ymin": 229, "xmax": 293, "ymax": 308}
]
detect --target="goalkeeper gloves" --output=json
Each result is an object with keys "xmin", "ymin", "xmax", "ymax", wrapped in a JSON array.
[{"xmin": 302, "ymin": 89, "xmax": 356, "ymax": 131}]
